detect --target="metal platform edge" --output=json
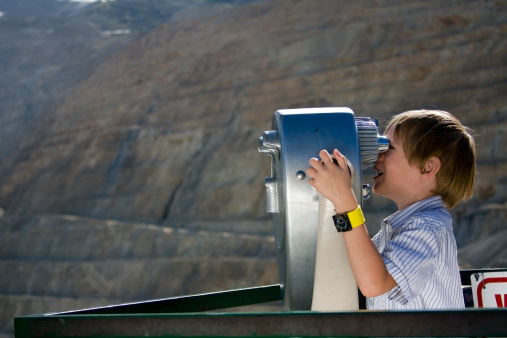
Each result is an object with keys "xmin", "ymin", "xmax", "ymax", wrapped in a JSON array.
[{"xmin": 15, "ymin": 308, "xmax": 507, "ymax": 337}]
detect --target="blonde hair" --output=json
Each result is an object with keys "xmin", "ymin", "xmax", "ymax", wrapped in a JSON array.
[{"xmin": 385, "ymin": 110, "xmax": 476, "ymax": 209}]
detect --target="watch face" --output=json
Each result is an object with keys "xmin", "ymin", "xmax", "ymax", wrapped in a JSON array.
[{"xmin": 333, "ymin": 214, "xmax": 351, "ymax": 232}]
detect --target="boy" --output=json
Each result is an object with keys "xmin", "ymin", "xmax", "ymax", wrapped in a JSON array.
[{"xmin": 306, "ymin": 110, "xmax": 476, "ymax": 309}]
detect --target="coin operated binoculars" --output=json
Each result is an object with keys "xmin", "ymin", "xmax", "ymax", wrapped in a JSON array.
[{"xmin": 259, "ymin": 107, "xmax": 389, "ymax": 311}]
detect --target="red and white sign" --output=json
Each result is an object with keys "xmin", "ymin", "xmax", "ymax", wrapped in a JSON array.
[{"xmin": 471, "ymin": 271, "xmax": 507, "ymax": 308}]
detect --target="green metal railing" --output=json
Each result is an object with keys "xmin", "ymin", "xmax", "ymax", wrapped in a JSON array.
[{"xmin": 14, "ymin": 269, "xmax": 507, "ymax": 337}]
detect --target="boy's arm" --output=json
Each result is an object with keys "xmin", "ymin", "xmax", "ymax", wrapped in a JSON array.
[
  {"xmin": 342, "ymin": 224, "xmax": 397, "ymax": 297},
  {"xmin": 307, "ymin": 149, "xmax": 397, "ymax": 297}
]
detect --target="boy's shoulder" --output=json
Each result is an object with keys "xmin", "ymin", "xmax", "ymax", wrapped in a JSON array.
[
  {"xmin": 392, "ymin": 197, "xmax": 452, "ymax": 232},
  {"xmin": 403, "ymin": 208, "xmax": 452, "ymax": 231}
]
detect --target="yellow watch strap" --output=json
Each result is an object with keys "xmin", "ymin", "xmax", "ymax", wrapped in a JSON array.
[{"xmin": 347, "ymin": 206, "xmax": 365, "ymax": 229}]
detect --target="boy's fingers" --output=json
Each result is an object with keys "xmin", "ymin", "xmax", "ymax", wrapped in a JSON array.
[
  {"xmin": 306, "ymin": 167, "xmax": 317, "ymax": 177},
  {"xmin": 333, "ymin": 149, "xmax": 349, "ymax": 173},
  {"xmin": 333, "ymin": 148, "xmax": 346, "ymax": 160},
  {"xmin": 309, "ymin": 157, "xmax": 322, "ymax": 169},
  {"xmin": 319, "ymin": 149, "xmax": 333, "ymax": 164}
]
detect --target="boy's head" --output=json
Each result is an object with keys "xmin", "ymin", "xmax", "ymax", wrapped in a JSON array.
[{"xmin": 385, "ymin": 110, "xmax": 476, "ymax": 209}]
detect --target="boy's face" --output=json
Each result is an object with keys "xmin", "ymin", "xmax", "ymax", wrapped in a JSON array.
[{"xmin": 372, "ymin": 127, "xmax": 428, "ymax": 210}]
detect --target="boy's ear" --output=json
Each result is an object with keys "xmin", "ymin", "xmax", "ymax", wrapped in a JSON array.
[{"xmin": 421, "ymin": 156, "xmax": 441, "ymax": 178}]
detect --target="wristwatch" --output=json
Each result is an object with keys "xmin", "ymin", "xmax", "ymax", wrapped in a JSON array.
[{"xmin": 332, "ymin": 206, "xmax": 365, "ymax": 232}]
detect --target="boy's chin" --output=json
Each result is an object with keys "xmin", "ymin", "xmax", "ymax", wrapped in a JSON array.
[{"xmin": 372, "ymin": 184, "xmax": 386, "ymax": 198}]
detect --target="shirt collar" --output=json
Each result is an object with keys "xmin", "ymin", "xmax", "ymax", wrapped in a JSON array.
[{"xmin": 383, "ymin": 195, "xmax": 447, "ymax": 231}]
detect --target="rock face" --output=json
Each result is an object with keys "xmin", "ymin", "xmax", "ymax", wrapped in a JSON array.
[
  {"xmin": 3, "ymin": 0, "xmax": 506, "ymax": 231},
  {"xmin": 1, "ymin": 0, "xmax": 507, "ymax": 336},
  {"xmin": 0, "ymin": 215, "xmax": 280, "ymax": 335}
]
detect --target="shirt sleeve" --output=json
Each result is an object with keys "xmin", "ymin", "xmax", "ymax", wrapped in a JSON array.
[{"xmin": 381, "ymin": 217, "xmax": 440, "ymax": 305}]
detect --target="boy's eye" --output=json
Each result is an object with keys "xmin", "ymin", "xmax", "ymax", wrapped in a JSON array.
[{"xmin": 383, "ymin": 145, "xmax": 394, "ymax": 155}]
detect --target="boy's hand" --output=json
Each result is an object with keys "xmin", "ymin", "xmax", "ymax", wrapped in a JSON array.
[{"xmin": 307, "ymin": 149, "xmax": 358, "ymax": 213}]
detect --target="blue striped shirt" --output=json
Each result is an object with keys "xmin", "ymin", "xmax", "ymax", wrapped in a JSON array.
[{"xmin": 367, "ymin": 196, "xmax": 465, "ymax": 310}]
